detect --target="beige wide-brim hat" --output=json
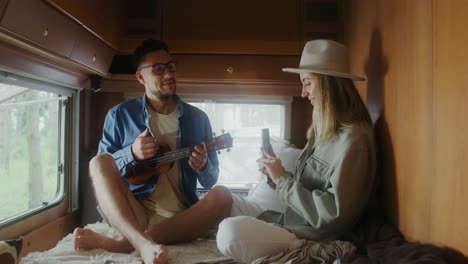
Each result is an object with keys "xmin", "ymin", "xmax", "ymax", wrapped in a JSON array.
[{"xmin": 283, "ymin": 39, "xmax": 365, "ymax": 81}]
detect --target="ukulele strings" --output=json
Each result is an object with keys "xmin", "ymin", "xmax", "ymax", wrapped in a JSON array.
[{"xmin": 139, "ymin": 146, "xmax": 195, "ymax": 167}]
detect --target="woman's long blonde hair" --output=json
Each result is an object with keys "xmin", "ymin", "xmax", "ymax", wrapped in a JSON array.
[{"xmin": 307, "ymin": 74, "xmax": 372, "ymax": 145}]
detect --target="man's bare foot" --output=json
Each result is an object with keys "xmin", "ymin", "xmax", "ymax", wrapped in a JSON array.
[
  {"xmin": 74, "ymin": 228, "xmax": 167, "ymax": 263},
  {"xmin": 73, "ymin": 228, "xmax": 133, "ymax": 253},
  {"xmin": 138, "ymin": 241, "xmax": 168, "ymax": 264}
]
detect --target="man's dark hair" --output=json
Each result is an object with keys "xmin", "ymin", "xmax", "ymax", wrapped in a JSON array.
[{"xmin": 132, "ymin": 39, "xmax": 169, "ymax": 71}]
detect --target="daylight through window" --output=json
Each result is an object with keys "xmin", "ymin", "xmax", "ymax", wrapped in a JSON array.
[
  {"xmin": 188, "ymin": 99, "xmax": 289, "ymax": 189},
  {"xmin": 0, "ymin": 82, "xmax": 67, "ymax": 223}
]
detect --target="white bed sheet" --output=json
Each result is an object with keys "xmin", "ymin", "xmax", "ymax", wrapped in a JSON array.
[{"xmin": 20, "ymin": 222, "xmax": 231, "ymax": 264}]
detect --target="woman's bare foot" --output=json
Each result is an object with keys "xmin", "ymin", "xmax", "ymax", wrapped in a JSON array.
[
  {"xmin": 138, "ymin": 242, "xmax": 168, "ymax": 264},
  {"xmin": 73, "ymin": 227, "xmax": 133, "ymax": 253}
]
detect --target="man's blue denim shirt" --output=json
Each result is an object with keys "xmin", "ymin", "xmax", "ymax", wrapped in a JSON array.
[{"xmin": 98, "ymin": 95, "xmax": 219, "ymax": 206}]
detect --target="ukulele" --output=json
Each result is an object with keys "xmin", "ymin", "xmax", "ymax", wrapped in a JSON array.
[{"xmin": 127, "ymin": 132, "xmax": 233, "ymax": 185}]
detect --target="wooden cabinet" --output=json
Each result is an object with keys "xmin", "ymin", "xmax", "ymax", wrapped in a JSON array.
[
  {"xmin": 163, "ymin": 0, "xmax": 302, "ymax": 55},
  {"xmin": 120, "ymin": 0, "xmax": 344, "ymax": 54},
  {"xmin": 45, "ymin": 0, "xmax": 124, "ymax": 50},
  {"xmin": 0, "ymin": 0, "xmax": 114, "ymax": 75},
  {"xmin": 172, "ymin": 54, "xmax": 302, "ymax": 96},
  {"xmin": 302, "ymin": 0, "xmax": 343, "ymax": 42},
  {"xmin": 173, "ymin": 54, "xmax": 299, "ymax": 82},
  {"xmin": 103, "ymin": 54, "xmax": 302, "ymax": 95},
  {"xmin": 70, "ymin": 29, "xmax": 114, "ymax": 75},
  {"xmin": 117, "ymin": 0, "xmax": 163, "ymax": 53},
  {"xmin": 0, "ymin": 0, "xmax": 81, "ymax": 58}
]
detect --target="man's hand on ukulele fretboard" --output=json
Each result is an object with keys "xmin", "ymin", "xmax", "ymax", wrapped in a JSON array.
[{"xmin": 189, "ymin": 144, "xmax": 208, "ymax": 172}]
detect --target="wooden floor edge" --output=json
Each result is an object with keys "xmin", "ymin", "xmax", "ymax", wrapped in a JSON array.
[{"xmin": 18, "ymin": 210, "xmax": 80, "ymax": 260}]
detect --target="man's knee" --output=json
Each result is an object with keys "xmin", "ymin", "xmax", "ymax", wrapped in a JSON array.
[
  {"xmin": 89, "ymin": 154, "xmax": 117, "ymax": 180},
  {"xmin": 206, "ymin": 186, "xmax": 233, "ymax": 215},
  {"xmin": 90, "ymin": 153, "xmax": 115, "ymax": 166},
  {"xmin": 89, "ymin": 153, "xmax": 113, "ymax": 169}
]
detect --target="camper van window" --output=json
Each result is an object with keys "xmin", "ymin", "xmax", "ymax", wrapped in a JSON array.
[
  {"xmin": 185, "ymin": 95, "xmax": 291, "ymax": 190},
  {"xmin": 0, "ymin": 80, "xmax": 69, "ymax": 225}
]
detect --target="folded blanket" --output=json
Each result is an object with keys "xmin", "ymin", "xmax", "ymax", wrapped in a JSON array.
[
  {"xmin": 251, "ymin": 240, "xmax": 356, "ymax": 264},
  {"xmin": 341, "ymin": 208, "xmax": 468, "ymax": 264}
]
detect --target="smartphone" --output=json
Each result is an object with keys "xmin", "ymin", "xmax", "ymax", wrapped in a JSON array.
[
  {"xmin": 261, "ymin": 128, "xmax": 276, "ymax": 189},
  {"xmin": 261, "ymin": 128, "xmax": 271, "ymax": 158}
]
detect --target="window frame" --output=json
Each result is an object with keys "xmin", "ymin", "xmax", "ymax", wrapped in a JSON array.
[
  {"xmin": 0, "ymin": 71, "xmax": 79, "ymax": 230},
  {"xmin": 181, "ymin": 94, "xmax": 292, "ymax": 190},
  {"xmin": 180, "ymin": 94, "xmax": 292, "ymax": 141}
]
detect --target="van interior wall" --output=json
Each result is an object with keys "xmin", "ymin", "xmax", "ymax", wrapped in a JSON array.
[
  {"xmin": 344, "ymin": 0, "xmax": 468, "ymax": 255},
  {"xmin": 79, "ymin": 91, "xmax": 124, "ymax": 224}
]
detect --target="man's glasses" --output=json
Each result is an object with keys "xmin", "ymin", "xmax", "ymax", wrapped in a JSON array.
[{"xmin": 138, "ymin": 61, "xmax": 177, "ymax": 75}]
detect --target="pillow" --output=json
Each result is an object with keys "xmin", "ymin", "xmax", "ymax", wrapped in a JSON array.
[{"xmin": 247, "ymin": 138, "xmax": 302, "ymax": 212}]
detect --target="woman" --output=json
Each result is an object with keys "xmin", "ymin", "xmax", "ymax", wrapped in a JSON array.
[{"xmin": 216, "ymin": 39, "xmax": 376, "ymax": 263}]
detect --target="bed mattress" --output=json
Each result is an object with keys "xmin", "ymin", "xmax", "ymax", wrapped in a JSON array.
[{"xmin": 20, "ymin": 222, "xmax": 231, "ymax": 264}]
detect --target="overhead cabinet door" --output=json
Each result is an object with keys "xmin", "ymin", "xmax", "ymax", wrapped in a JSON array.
[
  {"xmin": 173, "ymin": 54, "xmax": 299, "ymax": 82},
  {"xmin": 70, "ymin": 29, "xmax": 114, "ymax": 75},
  {"xmin": 163, "ymin": 0, "xmax": 302, "ymax": 55},
  {"xmin": 0, "ymin": 0, "xmax": 80, "ymax": 57}
]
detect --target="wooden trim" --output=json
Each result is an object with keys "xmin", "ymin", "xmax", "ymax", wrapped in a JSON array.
[
  {"xmin": 303, "ymin": 22, "xmax": 339, "ymax": 34},
  {"xmin": 121, "ymin": 39, "xmax": 302, "ymax": 55},
  {"xmin": 101, "ymin": 75, "xmax": 301, "ymax": 96},
  {"xmin": 0, "ymin": 27, "xmax": 110, "ymax": 85},
  {"xmin": 18, "ymin": 210, "xmax": 80, "ymax": 260},
  {"xmin": 166, "ymin": 40, "xmax": 302, "ymax": 55},
  {"xmin": 0, "ymin": 199, "xmax": 69, "ymax": 241},
  {"xmin": 0, "ymin": 31, "xmax": 91, "ymax": 89},
  {"xmin": 176, "ymin": 79, "xmax": 301, "ymax": 96}
]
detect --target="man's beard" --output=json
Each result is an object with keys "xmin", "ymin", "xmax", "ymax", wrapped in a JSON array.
[
  {"xmin": 150, "ymin": 89, "xmax": 174, "ymax": 101},
  {"xmin": 153, "ymin": 78, "xmax": 176, "ymax": 100},
  {"xmin": 159, "ymin": 94, "xmax": 173, "ymax": 101},
  {"xmin": 150, "ymin": 83, "xmax": 176, "ymax": 101}
]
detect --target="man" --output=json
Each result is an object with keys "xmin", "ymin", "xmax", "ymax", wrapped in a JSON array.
[{"xmin": 73, "ymin": 39, "xmax": 232, "ymax": 264}]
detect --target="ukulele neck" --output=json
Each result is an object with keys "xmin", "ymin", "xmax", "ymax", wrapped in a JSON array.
[
  {"xmin": 140, "ymin": 146, "xmax": 197, "ymax": 168},
  {"xmin": 157, "ymin": 146, "xmax": 194, "ymax": 165}
]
